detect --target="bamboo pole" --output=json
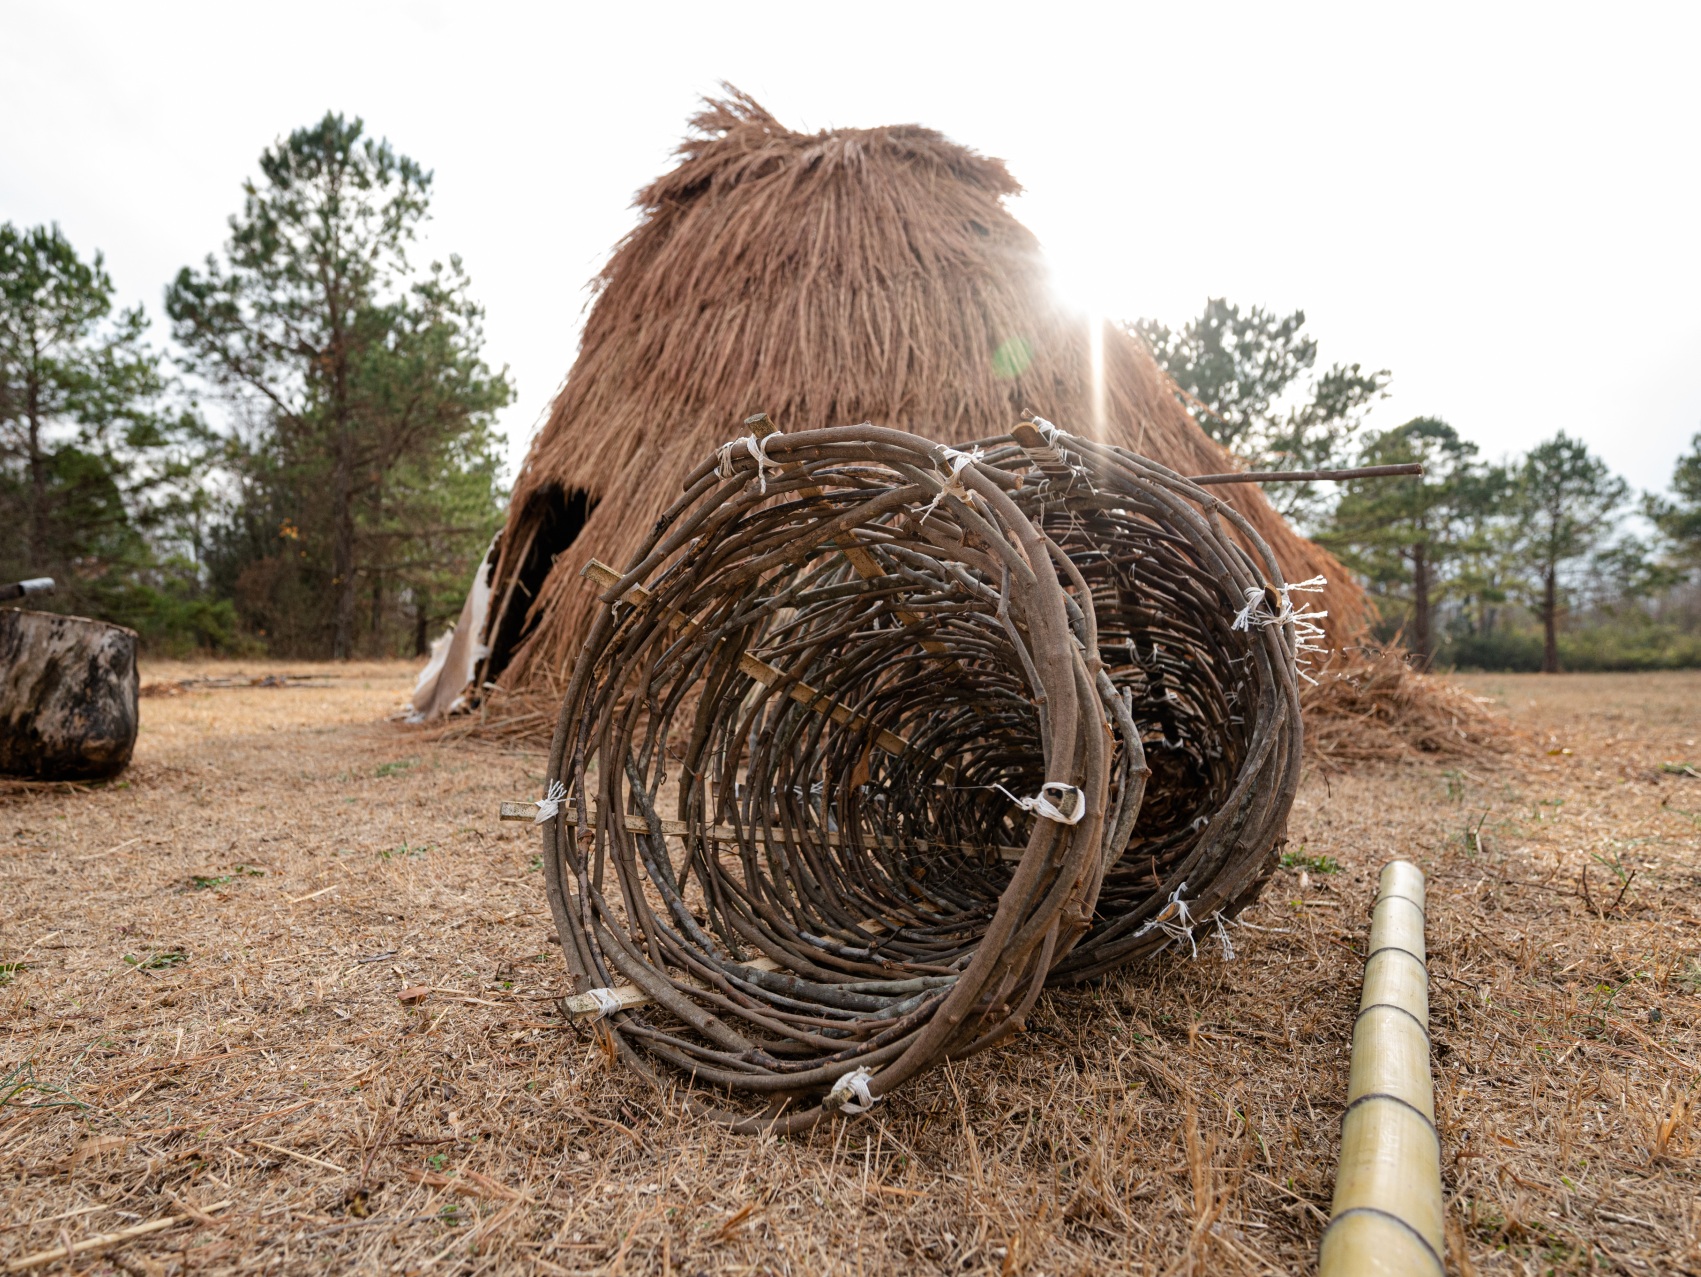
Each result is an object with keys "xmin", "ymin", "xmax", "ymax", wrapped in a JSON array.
[{"xmin": 1318, "ymin": 860, "xmax": 1444, "ymax": 1277}]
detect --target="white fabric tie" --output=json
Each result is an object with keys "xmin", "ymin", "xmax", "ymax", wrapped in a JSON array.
[
  {"xmin": 992, "ymin": 781, "xmax": 1087, "ymax": 826},
  {"xmin": 921, "ymin": 445, "xmax": 983, "ymax": 521},
  {"xmin": 1238, "ymin": 574, "xmax": 1326, "ymax": 629},
  {"xmin": 1232, "ymin": 574, "xmax": 1327, "ymax": 630},
  {"xmin": 1134, "ymin": 881, "xmax": 1199, "ymax": 957},
  {"xmin": 534, "ymin": 779, "xmax": 567, "ymax": 824},
  {"xmin": 828, "ymin": 1067, "xmax": 877, "ymax": 1114},
  {"xmin": 716, "ymin": 431, "xmax": 781, "ymax": 494},
  {"xmin": 1130, "ymin": 884, "xmax": 1239, "ymax": 962},
  {"xmin": 1231, "ymin": 575, "xmax": 1330, "ymax": 684},
  {"xmin": 584, "ymin": 987, "xmax": 622, "ymax": 1019},
  {"xmin": 1214, "ymin": 914, "xmax": 1238, "ymax": 962}
]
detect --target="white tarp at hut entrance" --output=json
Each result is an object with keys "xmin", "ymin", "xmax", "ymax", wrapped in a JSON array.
[{"xmin": 408, "ymin": 536, "xmax": 496, "ymax": 722}]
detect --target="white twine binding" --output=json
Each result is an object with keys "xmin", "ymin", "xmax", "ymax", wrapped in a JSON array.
[
  {"xmin": 828, "ymin": 1066, "xmax": 877, "ymax": 1114},
  {"xmin": 1024, "ymin": 415, "xmax": 1093, "ymax": 488},
  {"xmin": 534, "ymin": 778, "xmax": 567, "ymax": 824},
  {"xmin": 991, "ymin": 781, "xmax": 1087, "ymax": 826},
  {"xmin": 1231, "ymin": 575, "xmax": 1330, "ymax": 685},
  {"xmin": 1231, "ymin": 574, "xmax": 1328, "ymax": 631},
  {"xmin": 1214, "ymin": 914, "xmax": 1237, "ymax": 961},
  {"xmin": 1134, "ymin": 881, "xmax": 1199, "ymax": 957},
  {"xmin": 920, "ymin": 445, "xmax": 984, "ymax": 522},
  {"xmin": 584, "ymin": 987, "xmax": 622, "ymax": 1019},
  {"xmin": 1134, "ymin": 881, "xmax": 1239, "ymax": 961},
  {"xmin": 716, "ymin": 431, "xmax": 782, "ymax": 494}
]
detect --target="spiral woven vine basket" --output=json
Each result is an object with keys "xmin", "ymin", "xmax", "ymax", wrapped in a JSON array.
[
  {"xmin": 538, "ymin": 419, "xmax": 1306, "ymax": 1131},
  {"xmin": 984, "ymin": 422, "xmax": 1307, "ymax": 980}
]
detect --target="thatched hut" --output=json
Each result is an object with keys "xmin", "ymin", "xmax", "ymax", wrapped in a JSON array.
[{"xmin": 416, "ymin": 90, "xmax": 1366, "ymax": 717}]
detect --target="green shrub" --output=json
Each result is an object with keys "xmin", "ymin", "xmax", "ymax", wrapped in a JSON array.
[{"xmin": 1442, "ymin": 621, "xmax": 1701, "ymax": 672}]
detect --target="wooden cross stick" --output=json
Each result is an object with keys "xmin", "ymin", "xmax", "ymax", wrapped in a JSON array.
[
  {"xmin": 742, "ymin": 412, "xmax": 955, "ymax": 656},
  {"xmin": 1189, "ymin": 463, "xmax": 1424, "ymax": 485},
  {"xmin": 556, "ymin": 906, "xmax": 913, "ymax": 1018},
  {"xmin": 582, "ymin": 558, "xmax": 941, "ymax": 772},
  {"xmin": 1010, "ymin": 419, "xmax": 1077, "ymax": 483},
  {"xmin": 1010, "ymin": 421, "xmax": 1425, "ymax": 488},
  {"xmin": 499, "ymin": 800, "xmax": 1022, "ymax": 863}
]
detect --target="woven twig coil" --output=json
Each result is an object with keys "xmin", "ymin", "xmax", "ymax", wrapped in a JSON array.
[
  {"xmin": 540, "ymin": 420, "xmax": 1302, "ymax": 1130},
  {"xmin": 984, "ymin": 424, "xmax": 1303, "ymax": 979}
]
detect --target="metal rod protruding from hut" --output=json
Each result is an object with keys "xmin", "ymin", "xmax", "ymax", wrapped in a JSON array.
[
  {"xmin": 1318, "ymin": 860, "xmax": 1445, "ymax": 1277},
  {"xmin": 1190, "ymin": 463, "xmax": 1424, "ymax": 486}
]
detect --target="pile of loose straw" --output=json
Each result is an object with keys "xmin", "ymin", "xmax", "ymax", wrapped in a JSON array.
[{"xmin": 1301, "ymin": 645, "xmax": 1512, "ymax": 769}]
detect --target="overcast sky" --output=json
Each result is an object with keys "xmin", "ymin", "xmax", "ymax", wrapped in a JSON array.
[{"xmin": 4, "ymin": 2, "xmax": 1697, "ymax": 493}]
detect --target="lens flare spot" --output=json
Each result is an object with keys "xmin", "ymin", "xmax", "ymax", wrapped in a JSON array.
[{"xmin": 991, "ymin": 336, "xmax": 1034, "ymax": 379}]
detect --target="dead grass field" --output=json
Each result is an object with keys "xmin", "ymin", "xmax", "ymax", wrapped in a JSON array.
[{"xmin": 2, "ymin": 663, "xmax": 1698, "ymax": 1275}]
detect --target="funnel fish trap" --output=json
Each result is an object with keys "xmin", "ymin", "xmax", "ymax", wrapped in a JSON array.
[{"xmin": 536, "ymin": 420, "xmax": 1301, "ymax": 1130}]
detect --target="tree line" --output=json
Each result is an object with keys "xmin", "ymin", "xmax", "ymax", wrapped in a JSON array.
[
  {"xmin": 0, "ymin": 113, "xmax": 509, "ymax": 658},
  {"xmin": 1141, "ymin": 299, "xmax": 1701, "ymax": 672},
  {"xmin": 4, "ymin": 114, "xmax": 1697, "ymax": 671}
]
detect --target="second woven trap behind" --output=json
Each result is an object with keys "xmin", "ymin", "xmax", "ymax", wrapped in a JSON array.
[
  {"xmin": 990, "ymin": 422, "xmax": 1305, "ymax": 980},
  {"xmin": 539, "ymin": 420, "xmax": 1302, "ymax": 1129}
]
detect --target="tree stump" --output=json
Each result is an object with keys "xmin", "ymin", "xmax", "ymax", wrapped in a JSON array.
[{"xmin": 0, "ymin": 609, "xmax": 139, "ymax": 780}]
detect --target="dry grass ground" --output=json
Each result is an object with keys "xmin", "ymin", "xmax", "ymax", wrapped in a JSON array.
[{"xmin": 2, "ymin": 663, "xmax": 1697, "ymax": 1275}]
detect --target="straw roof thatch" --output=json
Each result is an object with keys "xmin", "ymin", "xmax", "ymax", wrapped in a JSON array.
[{"xmin": 473, "ymin": 89, "xmax": 1367, "ymax": 696}]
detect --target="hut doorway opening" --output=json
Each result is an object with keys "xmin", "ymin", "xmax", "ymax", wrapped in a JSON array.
[{"xmin": 483, "ymin": 486, "xmax": 596, "ymax": 684}]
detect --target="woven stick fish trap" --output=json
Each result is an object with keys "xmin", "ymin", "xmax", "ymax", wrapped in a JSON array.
[
  {"xmin": 539, "ymin": 420, "xmax": 1303, "ymax": 1129},
  {"xmin": 986, "ymin": 422, "xmax": 1307, "ymax": 980}
]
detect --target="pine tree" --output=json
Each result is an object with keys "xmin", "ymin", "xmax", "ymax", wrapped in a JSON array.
[
  {"xmin": 1318, "ymin": 417, "xmax": 1486, "ymax": 665},
  {"xmin": 1648, "ymin": 432, "xmax": 1701, "ymax": 570},
  {"xmin": 1510, "ymin": 434, "xmax": 1627, "ymax": 673},
  {"xmin": 169, "ymin": 113, "xmax": 511, "ymax": 657},
  {"xmin": 0, "ymin": 222, "xmax": 213, "ymax": 639},
  {"xmin": 1135, "ymin": 298, "xmax": 1388, "ymax": 526}
]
